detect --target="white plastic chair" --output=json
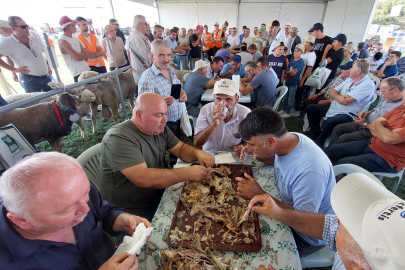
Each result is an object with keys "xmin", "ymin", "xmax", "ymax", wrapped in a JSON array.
[
  {"xmin": 333, "ymin": 164, "xmax": 385, "ymax": 187},
  {"xmin": 183, "ymin": 72, "xmax": 190, "ymax": 82},
  {"xmin": 273, "ymin": 86, "xmax": 288, "ymax": 111},
  {"xmin": 396, "ymin": 73, "xmax": 405, "ymax": 82},
  {"xmin": 300, "ymin": 246, "xmax": 336, "ymax": 268},
  {"xmin": 76, "ymin": 143, "xmax": 102, "ymax": 191},
  {"xmin": 368, "ymin": 73, "xmax": 380, "ymax": 91},
  {"xmin": 372, "ymin": 169, "xmax": 405, "ymax": 194},
  {"xmin": 363, "ymin": 91, "xmax": 378, "ymax": 112}
]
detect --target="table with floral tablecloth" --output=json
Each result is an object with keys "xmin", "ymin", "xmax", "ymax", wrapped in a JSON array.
[{"xmin": 137, "ymin": 151, "xmax": 302, "ymax": 270}]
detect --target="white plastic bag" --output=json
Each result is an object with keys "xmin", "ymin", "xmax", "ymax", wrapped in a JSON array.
[
  {"xmin": 180, "ymin": 103, "xmax": 193, "ymax": 137},
  {"xmin": 305, "ymin": 60, "xmax": 332, "ymax": 89}
]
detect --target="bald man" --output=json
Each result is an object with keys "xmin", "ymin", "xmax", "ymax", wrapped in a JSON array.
[{"xmin": 100, "ymin": 93, "xmax": 215, "ymax": 221}]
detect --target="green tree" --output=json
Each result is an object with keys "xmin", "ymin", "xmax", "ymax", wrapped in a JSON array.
[{"xmin": 373, "ymin": 0, "xmax": 405, "ymax": 28}]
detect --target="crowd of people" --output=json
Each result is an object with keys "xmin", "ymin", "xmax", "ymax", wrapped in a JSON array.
[{"xmin": 0, "ymin": 13, "xmax": 404, "ymax": 270}]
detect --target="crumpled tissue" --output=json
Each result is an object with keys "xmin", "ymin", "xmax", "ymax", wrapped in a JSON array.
[{"xmin": 113, "ymin": 222, "xmax": 154, "ymax": 256}]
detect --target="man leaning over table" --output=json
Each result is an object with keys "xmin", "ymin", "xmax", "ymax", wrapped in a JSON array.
[
  {"xmin": 235, "ymin": 107, "xmax": 336, "ymax": 257},
  {"xmin": 219, "ymin": 55, "xmax": 248, "ymax": 79},
  {"xmin": 100, "ymin": 93, "xmax": 214, "ymax": 222},
  {"xmin": 194, "ymin": 79, "xmax": 250, "ymax": 151},
  {"xmin": 0, "ymin": 152, "xmax": 149, "ymax": 270},
  {"xmin": 257, "ymin": 173, "xmax": 404, "ymax": 270}
]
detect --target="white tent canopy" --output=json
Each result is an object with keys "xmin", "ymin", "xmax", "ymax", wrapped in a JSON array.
[{"xmin": 126, "ymin": 0, "xmax": 378, "ymax": 45}]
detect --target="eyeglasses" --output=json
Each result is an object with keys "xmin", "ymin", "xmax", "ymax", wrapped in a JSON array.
[
  {"xmin": 14, "ymin": 24, "xmax": 29, "ymax": 29},
  {"xmin": 112, "ymin": 23, "xmax": 119, "ymax": 27},
  {"xmin": 381, "ymin": 87, "xmax": 396, "ymax": 96}
]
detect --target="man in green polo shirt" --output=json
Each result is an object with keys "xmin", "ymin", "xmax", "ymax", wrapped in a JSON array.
[{"xmin": 100, "ymin": 92, "xmax": 214, "ymax": 221}]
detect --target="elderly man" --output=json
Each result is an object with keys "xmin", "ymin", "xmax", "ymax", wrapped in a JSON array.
[
  {"xmin": 219, "ymin": 55, "xmax": 248, "ymax": 79},
  {"xmin": 138, "ymin": 40, "xmax": 187, "ymax": 166},
  {"xmin": 373, "ymin": 51, "xmax": 401, "ymax": 79},
  {"xmin": 268, "ymin": 20, "xmax": 286, "ymax": 54},
  {"xmin": 165, "ymin": 29, "xmax": 184, "ymax": 67},
  {"xmin": 254, "ymin": 28, "xmax": 268, "ymax": 55},
  {"xmin": 256, "ymin": 173, "xmax": 405, "ymax": 270},
  {"xmin": 189, "ymin": 25, "xmax": 203, "ymax": 69},
  {"xmin": 58, "ymin": 16, "xmax": 90, "ymax": 82},
  {"xmin": 335, "ymin": 44, "xmax": 353, "ymax": 75},
  {"xmin": 226, "ymin": 27, "xmax": 239, "ymax": 52},
  {"xmin": 240, "ymin": 61, "xmax": 277, "ymax": 108},
  {"xmin": 306, "ymin": 59, "xmax": 375, "ymax": 146},
  {"xmin": 76, "ymin": 17, "xmax": 106, "ymax": 74},
  {"xmin": 0, "ymin": 16, "xmax": 52, "ymax": 92},
  {"xmin": 289, "ymin": 27, "xmax": 301, "ymax": 58},
  {"xmin": 100, "ymin": 93, "xmax": 214, "ymax": 221},
  {"xmin": 194, "ymin": 79, "xmax": 250, "ymax": 150},
  {"xmin": 329, "ymin": 77, "xmax": 404, "ymax": 146},
  {"xmin": 128, "ymin": 15, "xmax": 152, "ymax": 85},
  {"xmin": 102, "ymin": 25, "xmax": 128, "ymax": 71},
  {"xmin": 184, "ymin": 60, "xmax": 218, "ymax": 118},
  {"xmin": 236, "ymin": 107, "xmax": 336, "ymax": 257},
  {"xmin": 326, "ymin": 80, "xmax": 405, "ymax": 173},
  {"xmin": 0, "ymin": 152, "xmax": 149, "ymax": 269},
  {"xmin": 206, "ymin": 56, "xmax": 224, "ymax": 79},
  {"xmin": 308, "ymin": 23, "xmax": 332, "ymax": 70}
]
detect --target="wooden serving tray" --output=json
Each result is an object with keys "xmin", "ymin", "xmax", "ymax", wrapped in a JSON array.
[{"xmin": 167, "ymin": 164, "xmax": 262, "ymax": 252}]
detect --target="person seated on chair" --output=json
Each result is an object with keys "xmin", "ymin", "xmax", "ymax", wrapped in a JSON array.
[
  {"xmin": 194, "ymin": 79, "xmax": 250, "ymax": 151},
  {"xmin": 219, "ymin": 55, "xmax": 248, "ymax": 79},
  {"xmin": 303, "ymin": 61, "xmax": 352, "ymax": 110},
  {"xmin": 305, "ymin": 59, "xmax": 375, "ymax": 146},
  {"xmin": 0, "ymin": 152, "xmax": 150, "ymax": 269},
  {"xmin": 328, "ymin": 77, "xmax": 404, "ymax": 147},
  {"xmin": 184, "ymin": 60, "xmax": 219, "ymax": 118},
  {"xmin": 206, "ymin": 56, "xmax": 224, "ymax": 79},
  {"xmin": 373, "ymin": 51, "xmax": 401, "ymax": 79},
  {"xmin": 257, "ymin": 173, "xmax": 404, "ymax": 270},
  {"xmin": 326, "ymin": 84, "xmax": 405, "ymax": 174},
  {"xmin": 235, "ymin": 107, "xmax": 335, "ymax": 257},
  {"xmin": 236, "ymin": 43, "xmax": 253, "ymax": 65},
  {"xmin": 256, "ymin": 56, "xmax": 279, "ymax": 85},
  {"xmin": 100, "ymin": 93, "xmax": 214, "ymax": 221},
  {"xmin": 215, "ymin": 42, "xmax": 233, "ymax": 64}
]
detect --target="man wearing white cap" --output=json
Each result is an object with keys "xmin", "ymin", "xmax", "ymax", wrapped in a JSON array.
[
  {"xmin": 0, "ymin": 16, "xmax": 52, "ymax": 93},
  {"xmin": 254, "ymin": 173, "xmax": 405, "ymax": 270},
  {"xmin": 58, "ymin": 16, "xmax": 90, "ymax": 82},
  {"xmin": 184, "ymin": 60, "xmax": 218, "ymax": 118},
  {"xmin": 194, "ymin": 79, "xmax": 250, "ymax": 151},
  {"xmin": 0, "ymin": 20, "xmax": 18, "ymax": 83}
]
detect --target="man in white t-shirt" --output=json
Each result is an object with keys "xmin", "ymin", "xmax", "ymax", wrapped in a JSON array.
[
  {"xmin": 236, "ymin": 44, "xmax": 253, "ymax": 65},
  {"xmin": 368, "ymin": 52, "xmax": 384, "ymax": 72},
  {"xmin": 269, "ymin": 20, "xmax": 286, "ymax": 54},
  {"xmin": 241, "ymin": 28, "xmax": 253, "ymax": 48},
  {"xmin": 226, "ymin": 27, "xmax": 239, "ymax": 52}
]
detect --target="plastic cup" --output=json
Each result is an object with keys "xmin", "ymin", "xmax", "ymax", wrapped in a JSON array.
[{"xmin": 216, "ymin": 104, "xmax": 228, "ymax": 117}]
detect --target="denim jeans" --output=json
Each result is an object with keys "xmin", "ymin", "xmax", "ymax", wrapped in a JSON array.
[
  {"xmin": 282, "ymin": 84, "xmax": 298, "ymax": 114},
  {"xmin": 19, "ymin": 74, "xmax": 52, "ymax": 93},
  {"xmin": 326, "ymin": 139, "xmax": 397, "ymax": 173},
  {"xmin": 172, "ymin": 55, "xmax": 181, "ymax": 69},
  {"xmin": 177, "ymin": 55, "xmax": 187, "ymax": 70}
]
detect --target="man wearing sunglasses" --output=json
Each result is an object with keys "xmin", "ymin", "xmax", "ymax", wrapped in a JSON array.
[{"xmin": 0, "ymin": 16, "xmax": 52, "ymax": 93}]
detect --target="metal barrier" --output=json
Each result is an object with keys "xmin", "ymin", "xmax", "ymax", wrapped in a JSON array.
[{"xmin": 0, "ymin": 33, "xmax": 131, "ymax": 119}]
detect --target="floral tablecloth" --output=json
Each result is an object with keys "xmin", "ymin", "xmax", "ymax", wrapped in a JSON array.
[
  {"xmin": 201, "ymin": 89, "xmax": 252, "ymax": 103},
  {"xmin": 137, "ymin": 151, "xmax": 302, "ymax": 270}
]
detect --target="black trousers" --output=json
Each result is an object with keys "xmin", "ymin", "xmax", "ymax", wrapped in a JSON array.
[{"xmin": 89, "ymin": 66, "xmax": 107, "ymax": 74}]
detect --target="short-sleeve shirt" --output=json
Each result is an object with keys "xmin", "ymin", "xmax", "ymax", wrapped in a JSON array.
[
  {"xmin": 101, "ymin": 37, "xmax": 127, "ymax": 67},
  {"xmin": 249, "ymin": 69, "xmax": 277, "ymax": 108},
  {"xmin": 254, "ymin": 36, "xmax": 268, "ymax": 51},
  {"xmin": 368, "ymin": 57, "xmax": 384, "ymax": 72},
  {"xmin": 100, "ymin": 120, "xmax": 179, "ymax": 214},
  {"xmin": 241, "ymin": 36, "xmax": 253, "ymax": 48},
  {"xmin": 267, "ymin": 54, "xmax": 287, "ymax": 82},
  {"xmin": 178, "ymin": 35, "xmax": 189, "ymax": 46},
  {"xmin": 195, "ymin": 103, "xmax": 250, "ymax": 151},
  {"xmin": 377, "ymin": 64, "xmax": 398, "ymax": 78},
  {"xmin": 326, "ymin": 48, "xmax": 344, "ymax": 80},
  {"xmin": 252, "ymin": 50, "xmax": 263, "ymax": 61},
  {"xmin": 236, "ymin": 52, "xmax": 253, "ymax": 65},
  {"xmin": 220, "ymin": 62, "xmax": 248, "ymax": 79},
  {"xmin": 285, "ymin": 58, "xmax": 305, "ymax": 87},
  {"xmin": 189, "ymin": 34, "xmax": 201, "ymax": 58},
  {"xmin": 322, "ymin": 215, "xmax": 345, "ymax": 270},
  {"xmin": 358, "ymin": 49, "xmax": 370, "ymax": 59},
  {"xmin": 165, "ymin": 36, "xmax": 178, "ymax": 50},
  {"xmin": 0, "ymin": 34, "xmax": 48, "ymax": 76},
  {"xmin": 226, "ymin": 35, "xmax": 239, "ymax": 48},
  {"xmin": 370, "ymin": 105, "xmax": 405, "ymax": 171},
  {"xmin": 275, "ymin": 133, "xmax": 336, "ymax": 246},
  {"xmin": 301, "ymin": 51, "xmax": 316, "ymax": 68},
  {"xmin": 313, "ymin": 35, "xmax": 332, "ymax": 70},
  {"xmin": 215, "ymin": 49, "xmax": 231, "ymax": 63},
  {"xmin": 367, "ymin": 98, "xmax": 402, "ymax": 123},
  {"xmin": 184, "ymin": 71, "xmax": 211, "ymax": 117},
  {"xmin": 326, "ymin": 75, "xmax": 375, "ymax": 118}
]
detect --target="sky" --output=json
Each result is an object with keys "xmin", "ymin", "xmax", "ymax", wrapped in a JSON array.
[{"xmin": 0, "ymin": 0, "xmax": 159, "ymax": 30}]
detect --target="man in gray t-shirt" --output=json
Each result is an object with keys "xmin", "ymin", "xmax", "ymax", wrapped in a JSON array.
[
  {"xmin": 329, "ymin": 77, "xmax": 404, "ymax": 146},
  {"xmin": 239, "ymin": 61, "xmax": 277, "ymax": 108},
  {"xmin": 184, "ymin": 60, "xmax": 218, "ymax": 117},
  {"xmin": 100, "ymin": 93, "xmax": 214, "ymax": 221}
]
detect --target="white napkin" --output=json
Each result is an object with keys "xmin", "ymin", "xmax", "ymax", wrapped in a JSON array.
[
  {"xmin": 215, "ymin": 153, "xmax": 236, "ymax": 164},
  {"xmin": 173, "ymin": 163, "xmax": 192, "ymax": 168},
  {"xmin": 113, "ymin": 222, "xmax": 154, "ymax": 256}
]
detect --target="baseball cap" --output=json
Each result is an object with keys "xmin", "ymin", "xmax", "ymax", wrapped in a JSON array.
[
  {"xmin": 213, "ymin": 79, "xmax": 238, "ymax": 96},
  {"xmin": 0, "ymin": 20, "xmax": 11, "ymax": 28},
  {"xmin": 338, "ymin": 61, "xmax": 353, "ymax": 70},
  {"xmin": 59, "ymin": 16, "xmax": 77, "ymax": 29},
  {"xmin": 304, "ymin": 35, "xmax": 316, "ymax": 43},
  {"xmin": 294, "ymin": 44, "xmax": 305, "ymax": 52},
  {"xmin": 258, "ymin": 28, "xmax": 265, "ymax": 33},
  {"xmin": 290, "ymin": 27, "xmax": 298, "ymax": 34},
  {"xmin": 196, "ymin": 25, "xmax": 203, "ymax": 31},
  {"xmin": 331, "ymin": 173, "xmax": 405, "ymax": 269},
  {"xmin": 308, "ymin": 23, "xmax": 323, "ymax": 32},
  {"xmin": 274, "ymin": 41, "xmax": 285, "ymax": 48},
  {"xmin": 285, "ymin": 22, "xmax": 292, "ymax": 27},
  {"xmin": 192, "ymin": 60, "xmax": 208, "ymax": 72},
  {"xmin": 231, "ymin": 55, "xmax": 241, "ymax": 64},
  {"xmin": 344, "ymin": 44, "xmax": 354, "ymax": 52},
  {"xmin": 331, "ymin": 33, "xmax": 347, "ymax": 45},
  {"xmin": 214, "ymin": 22, "xmax": 219, "ymax": 26}
]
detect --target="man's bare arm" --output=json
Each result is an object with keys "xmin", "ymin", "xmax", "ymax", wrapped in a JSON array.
[
  {"xmin": 59, "ymin": 40, "xmax": 88, "ymax": 61},
  {"xmin": 203, "ymin": 79, "xmax": 219, "ymax": 89},
  {"xmin": 369, "ymin": 117, "xmax": 404, "ymax": 144},
  {"xmin": 239, "ymin": 81, "xmax": 254, "ymax": 96}
]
